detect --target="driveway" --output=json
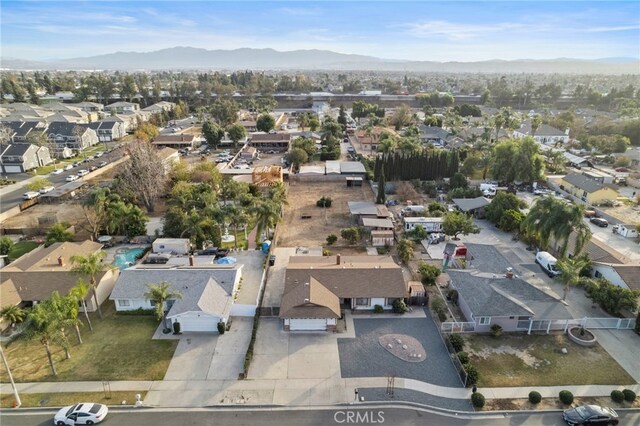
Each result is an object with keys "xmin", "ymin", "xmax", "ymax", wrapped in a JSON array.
[
  {"xmin": 233, "ymin": 251, "xmax": 266, "ymax": 305},
  {"xmin": 262, "ymin": 247, "xmax": 297, "ymax": 308},
  {"xmin": 338, "ymin": 315, "xmax": 463, "ymax": 387},
  {"xmin": 163, "ymin": 317, "xmax": 253, "ymax": 381},
  {"xmin": 248, "ymin": 318, "xmax": 341, "ymax": 380}
]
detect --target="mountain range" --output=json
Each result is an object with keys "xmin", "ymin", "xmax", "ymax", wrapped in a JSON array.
[{"xmin": 2, "ymin": 47, "xmax": 639, "ymax": 74}]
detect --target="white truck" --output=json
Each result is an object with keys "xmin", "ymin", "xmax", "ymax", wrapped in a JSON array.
[
  {"xmin": 480, "ymin": 183, "xmax": 497, "ymax": 197},
  {"xmin": 404, "ymin": 217, "xmax": 444, "ymax": 233}
]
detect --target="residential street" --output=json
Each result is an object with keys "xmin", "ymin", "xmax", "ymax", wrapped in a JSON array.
[{"xmin": 7, "ymin": 406, "xmax": 639, "ymax": 426}]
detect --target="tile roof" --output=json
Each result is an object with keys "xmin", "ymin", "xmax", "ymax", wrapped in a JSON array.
[{"xmin": 448, "ymin": 270, "xmax": 572, "ymax": 319}]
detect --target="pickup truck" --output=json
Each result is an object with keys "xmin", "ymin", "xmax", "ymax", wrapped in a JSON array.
[{"xmin": 197, "ymin": 247, "xmax": 229, "ymax": 258}]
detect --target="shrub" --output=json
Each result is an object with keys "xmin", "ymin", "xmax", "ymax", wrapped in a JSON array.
[
  {"xmin": 448, "ymin": 334, "xmax": 465, "ymax": 352},
  {"xmin": 464, "ymin": 363, "xmax": 479, "ymax": 385},
  {"xmin": 217, "ymin": 321, "xmax": 226, "ymax": 334},
  {"xmin": 559, "ymin": 390, "xmax": 574, "ymax": 405},
  {"xmin": 611, "ymin": 390, "xmax": 624, "ymax": 403},
  {"xmin": 471, "ymin": 392, "xmax": 485, "ymax": 408},
  {"xmin": 431, "ymin": 298, "xmax": 446, "ymax": 314},
  {"xmin": 490, "ymin": 324, "xmax": 503, "ymax": 337},
  {"xmin": 326, "ymin": 234, "xmax": 338, "ymax": 245},
  {"xmin": 528, "ymin": 391, "xmax": 542, "ymax": 404},
  {"xmin": 316, "ymin": 196, "xmax": 332, "ymax": 208},
  {"xmin": 418, "ymin": 262, "xmax": 441, "ymax": 286},
  {"xmin": 447, "ymin": 289, "xmax": 459, "ymax": 304},
  {"xmin": 392, "ymin": 299, "xmax": 409, "ymax": 314},
  {"xmin": 116, "ymin": 308, "xmax": 155, "ymax": 316},
  {"xmin": 373, "ymin": 304, "xmax": 384, "ymax": 314},
  {"xmin": 622, "ymin": 389, "xmax": 637, "ymax": 402},
  {"xmin": 457, "ymin": 351, "xmax": 469, "ymax": 364},
  {"xmin": 437, "ymin": 311, "xmax": 447, "ymax": 322}
]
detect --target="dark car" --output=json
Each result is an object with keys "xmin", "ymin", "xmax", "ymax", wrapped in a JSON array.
[
  {"xmin": 562, "ymin": 404, "xmax": 618, "ymax": 425},
  {"xmin": 198, "ymin": 247, "xmax": 229, "ymax": 258},
  {"xmin": 590, "ymin": 217, "xmax": 609, "ymax": 228}
]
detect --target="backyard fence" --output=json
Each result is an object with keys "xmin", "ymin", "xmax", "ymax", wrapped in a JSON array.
[
  {"xmin": 430, "ymin": 310, "xmax": 469, "ymax": 387},
  {"xmin": 440, "ymin": 321, "xmax": 476, "ymax": 333},
  {"xmin": 517, "ymin": 317, "xmax": 636, "ymax": 334}
]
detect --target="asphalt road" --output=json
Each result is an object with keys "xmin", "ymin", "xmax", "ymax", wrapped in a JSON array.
[
  {"xmin": 0, "ymin": 145, "xmax": 125, "ymax": 214},
  {"xmin": 3, "ymin": 406, "xmax": 639, "ymax": 426},
  {"xmin": 160, "ymin": 117, "xmax": 196, "ymax": 135}
]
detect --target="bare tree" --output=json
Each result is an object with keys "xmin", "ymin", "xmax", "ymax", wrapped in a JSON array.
[{"xmin": 118, "ymin": 141, "xmax": 167, "ymax": 212}]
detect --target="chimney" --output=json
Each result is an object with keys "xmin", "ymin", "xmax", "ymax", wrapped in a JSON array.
[
  {"xmin": 189, "ymin": 255, "xmax": 194, "ymax": 266},
  {"xmin": 57, "ymin": 256, "xmax": 64, "ymax": 267},
  {"xmin": 336, "ymin": 254, "xmax": 341, "ymax": 265}
]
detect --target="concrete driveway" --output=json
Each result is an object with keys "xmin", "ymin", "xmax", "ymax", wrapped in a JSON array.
[
  {"xmin": 248, "ymin": 318, "xmax": 341, "ymax": 380},
  {"xmin": 262, "ymin": 247, "xmax": 297, "ymax": 308},
  {"xmin": 163, "ymin": 317, "xmax": 253, "ymax": 381}
]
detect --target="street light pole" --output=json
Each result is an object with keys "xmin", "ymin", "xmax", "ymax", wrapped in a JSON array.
[{"xmin": 0, "ymin": 345, "xmax": 21, "ymax": 408}]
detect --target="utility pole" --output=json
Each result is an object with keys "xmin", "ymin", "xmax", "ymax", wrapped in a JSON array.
[{"xmin": 0, "ymin": 346, "xmax": 21, "ymax": 408}]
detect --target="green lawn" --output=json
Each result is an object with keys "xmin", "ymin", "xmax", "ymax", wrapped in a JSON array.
[
  {"xmin": 0, "ymin": 302, "xmax": 177, "ymax": 383},
  {"xmin": 7, "ymin": 241, "xmax": 41, "ymax": 261},
  {"xmin": 34, "ymin": 145, "xmax": 109, "ymax": 175},
  {"xmin": 1, "ymin": 391, "xmax": 147, "ymax": 408},
  {"xmin": 466, "ymin": 333, "xmax": 635, "ymax": 387}
]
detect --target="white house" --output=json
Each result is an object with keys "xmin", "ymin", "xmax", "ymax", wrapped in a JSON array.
[
  {"xmin": 403, "ymin": 217, "xmax": 443, "ymax": 233},
  {"xmin": 152, "ymin": 238, "xmax": 190, "ymax": 255},
  {"xmin": 591, "ymin": 263, "xmax": 640, "ymax": 292},
  {"xmin": 513, "ymin": 121, "xmax": 570, "ymax": 145},
  {"xmin": 110, "ymin": 266, "xmax": 242, "ymax": 333},
  {"xmin": 613, "ymin": 224, "xmax": 638, "ymax": 239}
]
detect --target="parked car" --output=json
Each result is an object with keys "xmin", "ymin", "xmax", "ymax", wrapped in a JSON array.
[
  {"xmin": 197, "ymin": 247, "xmax": 229, "ymax": 258},
  {"xmin": 63, "ymin": 164, "xmax": 73, "ymax": 171},
  {"xmin": 51, "ymin": 168, "xmax": 63, "ymax": 175},
  {"xmin": 89, "ymin": 165, "xmax": 98, "ymax": 172},
  {"xmin": 97, "ymin": 161, "xmax": 108, "ymax": 168},
  {"xmin": 95, "ymin": 151, "xmax": 104, "ymax": 158},
  {"xmin": 72, "ymin": 162, "xmax": 82, "ymax": 167},
  {"xmin": 77, "ymin": 169, "xmax": 89, "ymax": 177},
  {"xmin": 562, "ymin": 405, "xmax": 618, "ymax": 425},
  {"xmin": 39, "ymin": 186, "xmax": 55, "ymax": 194},
  {"xmin": 66, "ymin": 174, "xmax": 79, "ymax": 182},
  {"xmin": 22, "ymin": 191, "xmax": 40, "ymax": 200},
  {"xmin": 590, "ymin": 217, "xmax": 609, "ymax": 228},
  {"xmin": 54, "ymin": 402, "xmax": 108, "ymax": 425}
]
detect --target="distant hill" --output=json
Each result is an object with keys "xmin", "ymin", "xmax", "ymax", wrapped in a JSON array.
[{"xmin": 2, "ymin": 47, "xmax": 638, "ymax": 74}]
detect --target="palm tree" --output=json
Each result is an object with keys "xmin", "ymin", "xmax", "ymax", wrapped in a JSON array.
[
  {"xmin": 0, "ymin": 305, "xmax": 25, "ymax": 331},
  {"xmin": 253, "ymin": 200, "xmax": 280, "ymax": 242},
  {"xmin": 69, "ymin": 280, "xmax": 93, "ymax": 331},
  {"xmin": 48, "ymin": 291, "xmax": 79, "ymax": 353},
  {"xmin": 144, "ymin": 282, "xmax": 182, "ymax": 322},
  {"xmin": 18, "ymin": 301, "xmax": 63, "ymax": 375},
  {"xmin": 377, "ymin": 137, "xmax": 397, "ymax": 153},
  {"xmin": 70, "ymin": 251, "xmax": 109, "ymax": 319},
  {"xmin": 556, "ymin": 257, "xmax": 592, "ymax": 301},
  {"xmin": 531, "ymin": 114, "xmax": 543, "ymax": 137}
]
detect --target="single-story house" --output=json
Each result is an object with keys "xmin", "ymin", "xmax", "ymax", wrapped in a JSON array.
[
  {"xmin": 513, "ymin": 121, "xmax": 569, "ymax": 145},
  {"xmin": 110, "ymin": 266, "xmax": 241, "ymax": 332},
  {"xmin": 448, "ymin": 270, "xmax": 572, "ymax": 333},
  {"xmin": 417, "ymin": 125, "xmax": 451, "ymax": 146},
  {"xmin": 339, "ymin": 161, "xmax": 366, "ymax": 176},
  {"xmin": 591, "ymin": 263, "xmax": 640, "ymax": 292},
  {"xmin": 348, "ymin": 201, "xmax": 392, "ymax": 223},
  {"xmin": 362, "ymin": 217, "xmax": 394, "ymax": 231},
  {"xmin": 325, "ymin": 160, "xmax": 341, "ymax": 175},
  {"xmin": 559, "ymin": 232, "xmax": 629, "ymax": 264},
  {"xmin": 240, "ymin": 146, "xmax": 257, "ymax": 159},
  {"xmin": 0, "ymin": 279, "xmax": 22, "ymax": 331},
  {"xmin": 280, "ymin": 255, "xmax": 407, "ymax": 331},
  {"xmin": 452, "ymin": 197, "xmax": 491, "ymax": 216},
  {"xmin": 106, "ymin": 101, "xmax": 140, "ymax": 113},
  {"xmin": 560, "ymin": 173, "xmax": 618, "ymax": 205},
  {"xmin": 403, "ymin": 217, "xmax": 443, "ymax": 232},
  {"xmin": 563, "ymin": 152, "xmax": 592, "ymax": 168},
  {"xmin": 370, "ymin": 230, "xmax": 394, "ymax": 247},
  {"xmin": 0, "ymin": 241, "xmax": 118, "ymax": 312}
]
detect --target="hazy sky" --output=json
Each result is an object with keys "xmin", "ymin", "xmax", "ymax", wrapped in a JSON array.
[{"xmin": 2, "ymin": 1, "xmax": 639, "ymax": 61}]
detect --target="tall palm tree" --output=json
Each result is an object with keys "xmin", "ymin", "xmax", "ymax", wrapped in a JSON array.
[
  {"xmin": 531, "ymin": 114, "xmax": 543, "ymax": 137},
  {"xmin": 0, "ymin": 305, "xmax": 25, "ymax": 331},
  {"xmin": 144, "ymin": 282, "xmax": 182, "ymax": 322},
  {"xmin": 70, "ymin": 251, "xmax": 109, "ymax": 319},
  {"xmin": 69, "ymin": 280, "xmax": 93, "ymax": 331},
  {"xmin": 47, "ymin": 291, "xmax": 77, "ymax": 355},
  {"xmin": 18, "ymin": 301, "xmax": 62, "ymax": 376},
  {"xmin": 556, "ymin": 257, "xmax": 592, "ymax": 301},
  {"xmin": 377, "ymin": 137, "xmax": 397, "ymax": 154},
  {"xmin": 253, "ymin": 200, "xmax": 280, "ymax": 242}
]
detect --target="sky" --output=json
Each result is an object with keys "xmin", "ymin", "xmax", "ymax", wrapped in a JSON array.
[{"xmin": 2, "ymin": 1, "xmax": 639, "ymax": 62}]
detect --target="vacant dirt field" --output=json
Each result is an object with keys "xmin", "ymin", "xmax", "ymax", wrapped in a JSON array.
[
  {"xmin": 2, "ymin": 201, "xmax": 86, "ymax": 231},
  {"xmin": 277, "ymin": 180, "xmax": 374, "ymax": 247}
]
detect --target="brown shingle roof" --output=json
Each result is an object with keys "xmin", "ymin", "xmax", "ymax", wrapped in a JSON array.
[
  {"xmin": 0, "ymin": 279, "xmax": 22, "ymax": 307},
  {"xmin": 611, "ymin": 264, "xmax": 640, "ymax": 291},
  {"xmin": 280, "ymin": 277, "xmax": 341, "ymax": 319},
  {"xmin": 280, "ymin": 255, "xmax": 407, "ymax": 318},
  {"xmin": 3, "ymin": 241, "xmax": 103, "ymax": 272},
  {"xmin": 250, "ymin": 133, "xmax": 291, "ymax": 142}
]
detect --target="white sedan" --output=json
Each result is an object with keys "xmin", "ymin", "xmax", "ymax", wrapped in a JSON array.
[
  {"xmin": 54, "ymin": 402, "xmax": 108, "ymax": 425},
  {"xmin": 77, "ymin": 170, "xmax": 89, "ymax": 177},
  {"xmin": 66, "ymin": 175, "xmax": 79, "ymax": 182},
  {"xmin": 39, "ymin": 186, "xmax": 55, "ymax": 194},
  {"xmin": 51, "ymin": 169, "xmax": 63, "ymax": 175}
]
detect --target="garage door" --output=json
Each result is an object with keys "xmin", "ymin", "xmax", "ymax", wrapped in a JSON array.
[
  {"xmin": 3, "ymin": 165, "xmax": 22, "ymax": 173},
  {"xmin": 289, "ymin": 319, "xmax": 327, "ymax": 331},
  {"xmin": 174, "ymin": 315, "xmax": 219, "ymax": 332}
]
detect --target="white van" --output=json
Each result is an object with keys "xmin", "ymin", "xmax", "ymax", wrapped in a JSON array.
[{"xmin": 535, "ymin": 251, "xmax": 560, "ymax": 277}]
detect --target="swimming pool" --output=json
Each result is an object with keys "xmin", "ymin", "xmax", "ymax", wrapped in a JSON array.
[{"xmin": 113, "ymin": 247, "xmax": 146, "ymax": 270}]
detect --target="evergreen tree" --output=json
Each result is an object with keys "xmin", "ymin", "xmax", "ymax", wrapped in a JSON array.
[{"xmin": 377, "ymin": 165, "xmax": 386, "ymax": 204}]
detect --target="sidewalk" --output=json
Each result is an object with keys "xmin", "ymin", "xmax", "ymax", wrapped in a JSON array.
[{"xmin": 3, "ymin": 377, "xmax": 638, "ymax": 407}]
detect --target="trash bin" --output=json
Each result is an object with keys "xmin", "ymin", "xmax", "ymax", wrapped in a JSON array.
[
  {"xmin": 172, "ymin": 321, "xmax": 181, "ymax": 335},
  {"xmin": 268, "ymin": 255, "xmax": 276, "ymax": 266}
]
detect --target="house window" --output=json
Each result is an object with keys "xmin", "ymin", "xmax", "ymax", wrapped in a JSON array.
[
  {"xmin": 118, "ymin": 299, "xmax": 130, "ymax": 307},
  {"xmin": 355, "ymin": 298, "xmax": 370, "ymax": 306},
  {"xmin": 386, "ymin": 298, "xmax": 399, "ymax": 306},
  {"xmin": 478, "ymin": 316, "xmax": 491, "ymax": 325}
]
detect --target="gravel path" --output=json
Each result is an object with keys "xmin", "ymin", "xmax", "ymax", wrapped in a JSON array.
[
  {"xmin": 338, "ymin": 315, "xmax": 463, "ymax": 387},
  {"xmin": 358, "ymin": 388, "xmax": 473, "ymax": 411}
]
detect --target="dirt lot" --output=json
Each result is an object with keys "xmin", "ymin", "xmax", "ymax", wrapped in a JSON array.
[
  {"xmin": 277, "ymin": 180, "xmax": 374, "ymax": 247},
  {"xmin": 2, "ymin": 201, "xmax": 86, "ymax": 231},
  {"xmin": 598, "ymin": 203, "xmax": 640, "ymax": 225}
]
